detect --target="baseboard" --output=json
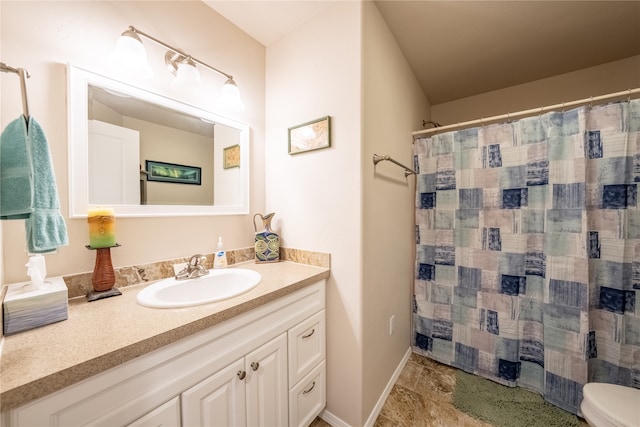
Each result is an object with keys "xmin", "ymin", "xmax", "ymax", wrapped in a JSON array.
[
  {"xmin": 319, "ymin": 347, "xmax": 412, "ymax": 427},
  {"xmin": 319, "ymin": 408, "xmax": 350, "ymax": 427},
  {"xmin": 363, "ymin": 346, "xmax": 412, "ymax": 427}
]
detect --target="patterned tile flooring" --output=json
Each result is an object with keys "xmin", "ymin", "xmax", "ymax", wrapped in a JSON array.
[{"xmin": 311, "ymin": 352, "xmax": 589, "ymax": 427}]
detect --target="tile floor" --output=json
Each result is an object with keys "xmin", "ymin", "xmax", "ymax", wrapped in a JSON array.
[{"xmin": 311, "ymin": 352, "xmax": 589, "ymax": 427}]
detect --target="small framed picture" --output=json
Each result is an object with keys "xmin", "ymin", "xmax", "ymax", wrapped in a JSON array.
[
  {"xmin": 145, "ymin": 160, "xmax": 201, "ymax": 185},
  {"xmin": 223, "ymin": 144, "xmax": 240, "ymax": 169},
  {"xmin": 288, "ymin": 116, "xmax": 331, "ymax": 155}
]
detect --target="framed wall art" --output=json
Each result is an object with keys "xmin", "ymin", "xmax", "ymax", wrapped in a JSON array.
[
  {"xmin": 145, "ymin": 160, "xmax": 201, "ymax": 185},
  {"xmin": 288, "ymin": 116, "xmax": 331, "ymax": 155},
  {"xmin": 223, "ymin": 144, "xmax": 241, "ymax": 169}
]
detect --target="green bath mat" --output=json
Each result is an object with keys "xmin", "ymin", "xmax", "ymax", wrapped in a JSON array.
[{"xmin": 452, "ymin": 370, "xmax": 582, "ymax": 427}]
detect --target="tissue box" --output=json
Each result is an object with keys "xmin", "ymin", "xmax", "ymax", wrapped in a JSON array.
[{"xmin": 2, "ymin": 276, "xmax": 68, "ymax": 336}]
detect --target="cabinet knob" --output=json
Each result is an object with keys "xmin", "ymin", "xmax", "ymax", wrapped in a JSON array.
[
  {"xmin": 302, "ymin": 381, "xmax": 316, "ymax": 395},
  {"xmin": 251, "ymin": 362, "xmax": 260, "ymax": 371},
  {"xmin": 237, "ymin": 370, "xmax": 246, "ymax": 380},
  {"xmin": 302, "ymin": 328, "xmax": 315, "ymax": 339}
]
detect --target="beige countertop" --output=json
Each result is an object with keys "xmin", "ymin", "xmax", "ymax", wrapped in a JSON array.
[{"xmin": 0, "ymin": 261, "xmax": 330, "ymax": 412}]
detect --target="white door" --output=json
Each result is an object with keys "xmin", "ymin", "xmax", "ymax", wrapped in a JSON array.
[
  {"xmin": 245, "ymin": 333, "xmax": 288, "ymax": 427},
  {"xmin": 181, "ymin": 358, "xmax": 246, "ymax": 427},
  {"xmin": 88, "ymin": 120, "xmax": 140, "ymax": 205}
]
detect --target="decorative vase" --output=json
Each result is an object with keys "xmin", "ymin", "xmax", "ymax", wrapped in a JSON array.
[{"xmin": 253, "ymin": 212, "xmax": 280, "ymax": 263}]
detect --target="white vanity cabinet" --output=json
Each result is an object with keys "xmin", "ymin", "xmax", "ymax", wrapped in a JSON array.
[
  {"xmin": 6, "ymin": 280, "xmax": 326, "ymax": 427},
  {"xmin": 181, "ymin": 333, "xmax": 288, "ymax": 427}
]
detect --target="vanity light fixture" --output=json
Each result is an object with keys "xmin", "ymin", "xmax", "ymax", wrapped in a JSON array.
[{"xmin": 109, "ymin": 25, "xmax": 245, "ymax": 111}]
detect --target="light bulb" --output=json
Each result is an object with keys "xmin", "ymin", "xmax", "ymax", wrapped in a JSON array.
[
  {"xmin": 172, "ymin": 58, "xmax": 201, "ymax": 86},
  {"xmin": 108, "ymin": 30, "xmax": 153, "ymax": 79}
]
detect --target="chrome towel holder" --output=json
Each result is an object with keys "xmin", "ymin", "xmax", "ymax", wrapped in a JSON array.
[{"xmin": 1, "ymin": 61, "xmax": 31, "ymax": 120}]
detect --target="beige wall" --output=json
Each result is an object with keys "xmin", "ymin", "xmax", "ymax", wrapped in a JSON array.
[
  {"xmin": 361, "ymin": 1, "xmax": 430, "ymax": 423},
  {"xmin": 265, "ymin": 3, "xmax": 364, "ymax": 425},
  {"xmin": 265, "ymin": 2, "xmax": 430, "ymax": 425},
  {"xmin": 431, "ymin": 55, "xmax": 640, "ymax": 125},
  {"xmin": 0, "ymin": 1, "xmax": 265, "ymax": 283}
]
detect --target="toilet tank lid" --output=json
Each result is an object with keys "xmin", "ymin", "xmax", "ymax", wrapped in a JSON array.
[{"xmin": 583, "ymin": 383, "xmax": 640, "ymax": 427}]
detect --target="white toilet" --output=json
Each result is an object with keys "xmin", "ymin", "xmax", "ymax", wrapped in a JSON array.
[{"xmin": 580, "ymin": 383, "xmax": 640, "ymax": 427}]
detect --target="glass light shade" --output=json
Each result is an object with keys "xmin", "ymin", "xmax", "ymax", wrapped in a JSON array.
[
  {"xmin": 217, "ymin": 78, "xmax": 245, "ymax": 112},
  {"xmin": 172, "ymin": 60, "xmax": 201, "ymax": 86},
  {"xmin": 108, "ymin": 31, "xmax": 153, "ymax": 79}
]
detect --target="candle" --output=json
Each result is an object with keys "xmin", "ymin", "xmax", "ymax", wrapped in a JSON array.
[{"xmin": 88, "ymin": 207, "xmax": 116, "ymax": 248}]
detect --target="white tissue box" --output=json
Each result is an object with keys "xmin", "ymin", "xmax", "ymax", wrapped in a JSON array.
[{"xmin": 2, "ymin": 276, "xmax": 68, "ymax": 336}]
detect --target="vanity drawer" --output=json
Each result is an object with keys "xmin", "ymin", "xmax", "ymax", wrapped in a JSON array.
[
  {"xmin": 288, "ymin": 310, "xmax": 325, "ymax": 385},
  {"xmin": 289, "ymin": 360, "xmax": 326, "ymax": 427}
]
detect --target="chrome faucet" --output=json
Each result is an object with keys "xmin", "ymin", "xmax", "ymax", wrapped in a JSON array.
[{"xmin": 176, "ymin": 254, "xmax": 209, "ymax": 280}]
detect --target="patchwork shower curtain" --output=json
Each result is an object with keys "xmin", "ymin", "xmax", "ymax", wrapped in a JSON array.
[{"xmin": 413, "ymin": 99, "xmax": 640, "ymax": 414}]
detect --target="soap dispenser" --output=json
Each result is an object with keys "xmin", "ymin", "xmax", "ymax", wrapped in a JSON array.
[{"xmin": 214, "ymin": 236, "xmax": 228, "ymax": 268}]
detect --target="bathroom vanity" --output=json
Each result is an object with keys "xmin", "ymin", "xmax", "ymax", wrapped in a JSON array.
[{"xmin": 0, "ymin": 261, "xmax": 329, "ymax": 427}]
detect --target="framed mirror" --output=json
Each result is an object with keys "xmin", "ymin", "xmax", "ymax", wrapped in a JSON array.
[{"xmin": 67, "ymin": 64, "xmax": 250, "ymax": 218}]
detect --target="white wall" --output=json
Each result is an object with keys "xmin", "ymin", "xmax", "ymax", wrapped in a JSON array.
[
  {"xmin": 361, "ymin": 2, "xmax": 430, "ymax": 423},
  {"xmin": 0, "ymin": 1, "xmax": 265, "ymax": 283},
  {"xmin": 265, "ymin": 2, "xmax": 430, "ymax": 425},
  {"xmin": 265, "ymin": 2, "xmax": 364, "ymax": 425},
  {"xmin": 431, "ymin": 55, "xmax": 640, "ymax": 125}
]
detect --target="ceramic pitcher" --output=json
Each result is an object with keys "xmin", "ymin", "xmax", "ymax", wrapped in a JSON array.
[{"xmin": 253, "ymin": 212, "xmax": 280, "ymax": 263}]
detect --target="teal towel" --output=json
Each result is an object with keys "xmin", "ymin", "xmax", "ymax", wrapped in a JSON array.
[
  {"xmin": 0, "ymin": 116, "xmax": 68, "ymax": 253},
  {"xmin": 24, "ymin": 117, "xmax": 69, "ymax": 253},
  {"xmin": 0, "ymin": 117, "xmax": 33, "ymax": 219}
]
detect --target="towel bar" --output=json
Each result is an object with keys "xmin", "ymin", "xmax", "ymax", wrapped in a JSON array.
[{"xmin": 373, "ymin": 154, "xmax": 417, "ymax": 177}]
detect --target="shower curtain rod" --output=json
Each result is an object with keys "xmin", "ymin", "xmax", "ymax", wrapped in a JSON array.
[
  {"xmin": 413, "ymin": 87, "xmax": 640, "ymax": 137},
  {"xmin": 0, "ymin": 61, "xmax": 31, "ymax": 119}
]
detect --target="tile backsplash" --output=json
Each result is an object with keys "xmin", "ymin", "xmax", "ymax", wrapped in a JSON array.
[{"xmin": 62, "ymin": 247, "xmax": 330, "ymax": 299}]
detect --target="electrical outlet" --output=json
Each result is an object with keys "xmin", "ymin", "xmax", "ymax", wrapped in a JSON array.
[
  {"xmin": 389, "ymin": 315, "xmax": 395, "ymax": 335},
  {"xmin": 173, "ymin": 262, "xmax": 188, "ymax": 276}
]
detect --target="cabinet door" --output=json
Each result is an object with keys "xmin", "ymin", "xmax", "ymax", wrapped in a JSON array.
[
  {"xmin": 126, "ymin": 396, "xmax": 181, "ymax": 427},
  {"xmin": 245, "ymin": 333, "xmax": 288, "ymax": 427},
  {"xmin": 182, "ymin": 358, "xmax": 246, "ymax": 427}
]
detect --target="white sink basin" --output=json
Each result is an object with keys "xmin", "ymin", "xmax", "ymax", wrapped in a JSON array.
[{"xmin": 136, "ymin": 269, "xmax": 261, "ymax": 308}]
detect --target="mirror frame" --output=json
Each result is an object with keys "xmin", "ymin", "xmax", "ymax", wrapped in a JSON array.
[{"xmin": 67, "ymin": 64, "xmax": 250, "ymax": 218}]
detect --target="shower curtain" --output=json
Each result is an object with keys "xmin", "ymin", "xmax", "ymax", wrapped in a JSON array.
[{"xmin": 412, "ymin": 99, "xmax": 640, "ymax": 414}]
